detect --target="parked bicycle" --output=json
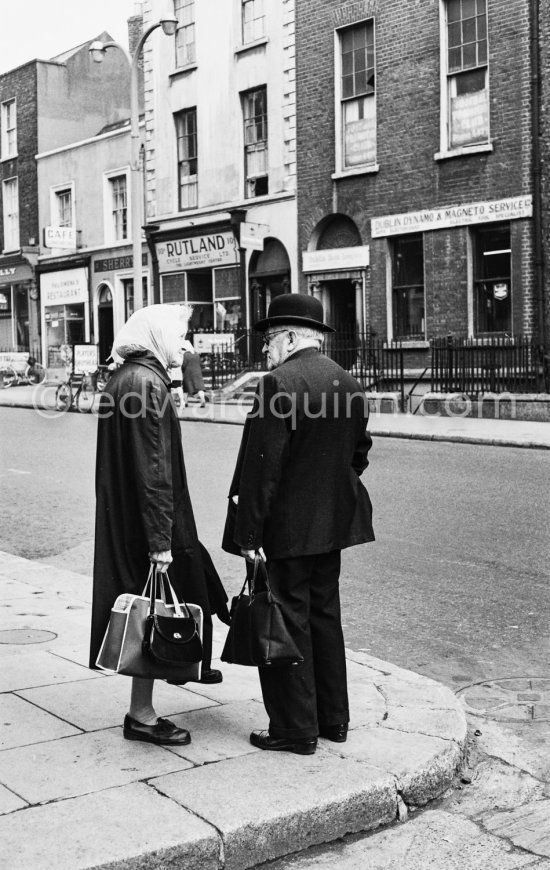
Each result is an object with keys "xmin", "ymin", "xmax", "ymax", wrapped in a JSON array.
[
  {"xmin": 55, "ymin": 365, "xmax": 111, "ymax": 413},
  {"xmin": 0, "ymin": 355, "xmax": 46, "ymax": 388}
]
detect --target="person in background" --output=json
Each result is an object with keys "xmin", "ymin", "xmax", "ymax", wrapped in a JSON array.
[
  {"xmin": 90, "ymin": 304, "xmax": 229, "ymax": 747},
  {"xmin": 223, "ymin": 294, "xmax": 374, "ymax": 755},
  {"xmin": 181, "ymin": 335, "xmax": 206, "ymax": 408}
]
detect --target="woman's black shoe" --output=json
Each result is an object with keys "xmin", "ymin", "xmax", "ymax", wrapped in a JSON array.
[
  {"xmin": 123, "ymin": 714, "xmax": 191, "ymax": 745},
  {"xmin": 250, "ymin": 729, "xmax": 317, "ymax": 755},
  {"xmin": 319, "ymin": 723, "xmax": 348, "ymax": 742},
  {"xmin": 197, "ymin": 668, "xmax": 223, "ymax": 684}
]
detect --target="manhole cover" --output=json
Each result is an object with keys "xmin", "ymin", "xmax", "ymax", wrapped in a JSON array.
[
  {"xmin": 0, "ymin": 629, "xmax": 57, "ymax": 645},
  {"xmin": 456, "ymin": 677, "xmax": 550, "ymax": 722}
]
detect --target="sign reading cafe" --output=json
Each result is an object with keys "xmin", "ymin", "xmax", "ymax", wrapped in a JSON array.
[{"xmin": 156, "ymin": 231, "xmax": 239, "ymax": 272}]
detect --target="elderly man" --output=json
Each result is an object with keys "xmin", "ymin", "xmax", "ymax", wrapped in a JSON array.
[{"xmin": 223, "ymin": 294, "xmax": 374, "ymax": 755}]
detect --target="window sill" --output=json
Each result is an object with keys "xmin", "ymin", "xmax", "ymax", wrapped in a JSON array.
[
  {"xmin": 169, "ymin": 64, "xmax": 198, "ymax": 81},
  {"xmin": 1, "ymin": 154, "xmax": 18, "ymax": 163},
  {"xmin": 434, "ymin": 142, "xmax": 494, "ymax": 161},
  {"xmin": 235, "ymin": 37, "xmax": 268, "ymax": 56},
  {"xmin": 332, "ymin": 164, "xmax": 379, "ymax": 180}
]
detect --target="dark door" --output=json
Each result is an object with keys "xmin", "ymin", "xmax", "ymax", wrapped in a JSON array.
[{"xmin": 98, "ymin": 304, "xmax": 114, "ymax": 364}]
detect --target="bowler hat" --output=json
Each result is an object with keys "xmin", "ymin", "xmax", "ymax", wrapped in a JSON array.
[{"xmin": 254, "ymin": 293, "xmax": 335, "ymax": 333}]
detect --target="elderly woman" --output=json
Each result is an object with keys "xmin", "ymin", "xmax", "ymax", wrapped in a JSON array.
[{"xmin": 89, "ymin": 304, "xmax": 229, "ymax": 746}]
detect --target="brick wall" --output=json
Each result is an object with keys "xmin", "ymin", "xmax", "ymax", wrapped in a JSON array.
[{"xmin": 296, "ymin": 0, "xmax": 537, "ymax": 341}]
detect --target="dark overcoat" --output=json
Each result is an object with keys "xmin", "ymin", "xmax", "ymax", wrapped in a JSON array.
[
  {"xmin": 222, "ymin": 347, "xmax": 374, "ymax": 559},
  {"xmin": 89, "ymin": 351, "xmax": 228, "ymax": 670}
]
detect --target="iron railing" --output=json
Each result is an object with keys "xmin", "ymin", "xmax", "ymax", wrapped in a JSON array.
[{"xmin": 431, "ymin": 335, "xmax": 549, "ymax": 395}]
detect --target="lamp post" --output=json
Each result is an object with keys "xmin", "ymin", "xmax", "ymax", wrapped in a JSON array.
[{"xmin": 89, "ymin": 15, "xmax": 177, "ymax": 313}]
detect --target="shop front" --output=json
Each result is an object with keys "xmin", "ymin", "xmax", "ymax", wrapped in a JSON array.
[
  {"xmin": 39, "ymin": 266, "xmax": 90, "ymax": 369},
  {"xmin": 0, "ymin": 257, "xmax": 40, "ymax": 354},
  {"xmin": 155, "ymin": 227, "xmax": 243, "ymax": 333},
  {"xmin": 92, "ymin": 250, "xmax": 149, "ymax": 364}
]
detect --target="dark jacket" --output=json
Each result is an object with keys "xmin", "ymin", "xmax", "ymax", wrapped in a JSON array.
[
  {"xmin": 222, "ymin": 347, "xmax": 374, "ymax": 559},
  {"xmin": 89, "ymin": 351, "xmax": 228, "ymax": 669}
]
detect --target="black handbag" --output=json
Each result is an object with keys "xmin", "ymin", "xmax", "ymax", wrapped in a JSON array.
[
  {"xmin": 221, "ymin": 556, "xmax": 304, "ymax": 667},
  {"xmin": 142, "ymin": 570, "xmax": 203, "ymax": 666}
]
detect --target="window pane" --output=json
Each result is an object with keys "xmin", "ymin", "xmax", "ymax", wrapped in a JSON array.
[
  {"xmin": 476, "ymin": 0, "xmax": 486, "ymax": 13},
  {"xmin": 462, "ymin": 17, "xmax": 476, "ymax": 43},
  {"xmin": 355, "ymin": 70, "xmax": 367, "ymax": 94},
  {"xmin": 462, "ymin": 0, "xmax": 476, "ymax": 17},
  {"xmin": 342, "ymin": 75, "xmax": 354, "ymax": 99},
  {"xmin": 477, "ymin": 40, "xmax": 487, "ymax": 64},
  {"xmin": 393, "ymin": 236, "xmax": 424, "ymax": 287},
  {"xmin": 477, "ymin": 12, "xmax": 487, "ymax": 38},
  {"xmin": 342, "ymin": 51, "xmax": 353, "ymax": 76},
  {"xmin": 340, "ymin": 21, "xmax": 374, "ymax": 99},
  {"xmin": 448, "ymin": 21, "xmax": 462, "ymax": 47},
  {"xmin": 455, "ymin": 67, "xmax": 485, "ymax": 95},
  {"xmin": 448, "ymin": 46, "xmax": 462, "ymax": 71},
  {"xmin": 354, "ymin": 47, "xmax": 367, "ymax": 73},
  {"xmin": 343, "ymin": 95, "xmax": 376, "ymax": 167},
  {"xmin": 447, "ymin": 0, "xmax": 461, "ymax": 22},
  {"xmin": 462, "ymin": 42, "xmax": 477, "ymax": 67}
]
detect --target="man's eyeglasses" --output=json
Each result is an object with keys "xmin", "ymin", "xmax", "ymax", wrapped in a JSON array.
[{"xmin": 262, "ymin": 329, "xmax": 289, "ymax": 348}]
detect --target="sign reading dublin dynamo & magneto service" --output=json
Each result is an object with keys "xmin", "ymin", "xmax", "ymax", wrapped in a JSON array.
[
  {"xmin": 371, "ymin": 195, "xmax": 533, "ymax": 238},
  {"xmin": 156, "ymin": 231, "xmax": 239, "ymax": 272}
]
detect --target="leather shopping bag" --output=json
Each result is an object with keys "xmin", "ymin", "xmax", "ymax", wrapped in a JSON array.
[
  {"xmin": 221, "ymin": 556, "xmax": 304, "ymax": 667},
  {"xmin": 142, "ymin": 570, "xmax": 203, "ymax": 666},
  {"xmin": 96, "ymin": 567, "xmax": 203, "ymax": 681}
]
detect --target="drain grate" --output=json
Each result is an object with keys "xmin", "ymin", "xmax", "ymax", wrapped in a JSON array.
[
  {"xmin": 0, "ymin": 629, "xmax": 57, "ymax": 645},
  {"xmin": 456, "ymin": 677, "xmax": 550, "ymax": 722}
]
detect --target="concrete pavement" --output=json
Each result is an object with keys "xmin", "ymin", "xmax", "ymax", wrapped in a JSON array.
[
  {"xmin": 0, "ymin": 550, "xmax": 467, "ymax": 870},
  {"xmin": 1, "ymin": 381, "xmax": 550, "ymax": 448}
]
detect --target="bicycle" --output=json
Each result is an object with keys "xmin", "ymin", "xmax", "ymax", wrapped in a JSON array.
[
  {"xmin": 0, "ymin": 355, "xmax": 46, "ymax": 388},
  {"xmin": 55, "ymin": 365, "xmax": 112, "ymax": 413}
]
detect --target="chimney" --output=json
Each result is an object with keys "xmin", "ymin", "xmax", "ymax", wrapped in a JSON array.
[{"xmin": 128, "ymin": 4, "xmax": 144, "ymax": 61}]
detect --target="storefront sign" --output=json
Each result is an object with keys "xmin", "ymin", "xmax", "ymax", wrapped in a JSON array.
[
  {"xmin": 193, "ymin": 333, "xmax": 235, "ymax": 353},
  {"xmin": 156, "ymin": 231, "xmax": 239, "ymax": 272},
  {"xmin": 41, "ymin": 268, "xmax": 88, "ymax": 306},
  {"xmin": 94, "ymin": 254, "xmax": 148, "ymax": 273},
  {"xmin": 44, "ymin": 226, "xmax": 77, "ymax": 249},
  {"xmin": 73, "ymin": 344, "xmax": 99, "ymax": 374},
  {"xmin": 0, "ymin": 263, "xmax": 34, "ymax": 285},
  {"xmin": 302, "ymin": 246, "xmax": 370, "ymax": 273},
  {"xmin": 371, "ymin": 195, "xmax": 533, "ymax": 238}
]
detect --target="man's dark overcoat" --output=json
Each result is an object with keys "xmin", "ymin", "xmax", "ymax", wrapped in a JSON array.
[
  {"xmin": 222, "ymin": 347, "xmax": 374, "ymax": 558},
  {"xmin": 89, "ymin": 351, "xmax": 227, "ymax": 670}
]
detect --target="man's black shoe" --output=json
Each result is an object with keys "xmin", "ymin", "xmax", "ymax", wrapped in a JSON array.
[
  {"xmin": 123, "ymin": 714, "xmax": 191, "ymax": 745},
  {"xmin": 250, "ymin": 729, "xmax": 317, "ymax": 755},
  {"xmin": 319, "ymin": 723, "xmax": 348, "ymax": 742}
]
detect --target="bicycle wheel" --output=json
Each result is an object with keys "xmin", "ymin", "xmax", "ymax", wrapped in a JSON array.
[
  {"xmin": 27, "ymin": 363, "xmax": 46, "ymax": 385},
  {"xmin": 55, "ymin": 382, "xmax": 73, "ymax": 411},
  {"xmin": 76, "ymin": 385, "xmax": 94, "ymax": 413}
]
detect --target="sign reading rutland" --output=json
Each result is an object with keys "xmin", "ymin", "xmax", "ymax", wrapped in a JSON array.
[{"xmin": 156, "ymin": 231, "xmax": 239, "ymax": 272}]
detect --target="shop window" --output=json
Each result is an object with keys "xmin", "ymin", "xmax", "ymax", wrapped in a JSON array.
[
  {"xmin": 1, "ymin": 99, "xmax": 17, "ymax": 158},
  {"xmin": 444, "ymin": 0, "xmax": 489, "ymax": 150},
  {"xmin": 242, "ymin": 86, "xmax": 268, "ymax": 198},
  {"xmin": 123, "ymin": 277, "xmax": 148, "ymax": 320},
  {"xmin": 391, "ymin": 235, "xmax": 425, "ymax": 339},
  {"xmin": 45, "ymin": 304, "xmax": 85, "ymax": 366},
  {"xmin": 214, "ymin": 266, "xmax": 241, "ymax": 330},
  {"xmin": 175, "ymin": 108, "xmax": 198, "ymax": 210},
  {"xmin": 161, "ymin": 273, "xmax": 186, "ymax": 305},
  {"xmin": 175, "ymin": 0, "xmax": 195, "ymax": 67},
  {"xmin": 337, "ymin": 20, "xmax": 376, "ymax": 170},
  {"xmin": 2, "ymin": 177, "xmax": 19, "ymax": 251},
  {"xmin": 242, "ymin": 0, "xmax": 265, "ymax": 44},
  {"xmin": 473, "ymin": 223, "xmax": 511, "ymax": 335},
  {"xmin": 107, "ymin": 174, "xmax": 128, "ymax": 242}
]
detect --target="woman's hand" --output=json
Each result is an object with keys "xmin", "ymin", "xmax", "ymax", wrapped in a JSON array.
[{"xmin": 149, "ymin": 550, "xmax": 173, "ymax": 572}]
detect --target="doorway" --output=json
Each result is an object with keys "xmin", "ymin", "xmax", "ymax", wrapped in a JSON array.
[{"xmin": 97, "ymin": 284, "xmax": 114, "ymax": 364}]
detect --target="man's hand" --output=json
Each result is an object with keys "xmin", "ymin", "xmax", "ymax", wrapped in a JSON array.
[
  {"xmin": 240, "ymin": 547, "xmax": 266, "ymax": 563},
  {"xmin": 149, "ymin": 550, "xmax": 173, "ymax": 572}
]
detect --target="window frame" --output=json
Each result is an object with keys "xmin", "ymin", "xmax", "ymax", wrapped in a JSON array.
[
  {"xmin": 438, "ymin": 0, "xmax": 491, "ymax": 158},
  {"xmin": 1, "ymin": 98, "xmax": 17, "ymax": 160},
  {"xmin": 242, "ymin": 85, "xmax": 269, "ymax": 199},
  {"xmin": 389, "ymin": 234, "xmax": 426, "ymax": 341},
  {"xmin": 242, "ymin": 0, "xmax": 266, "ymax": 45},
  {"xmin": 334, "ymin": 18, "xmax": 378, "ymax": 176},
  {"xmin": 103, "ymin": 168, "xmax": 130, "ymax": 246},
  {"xmin": 175, "ymin": 107, "xmax": 198, "ymax": 211},
  {"xmin": 174, "ymin": 0, "xmax": 196, "ymax": 69},
  {"xmin": 472, "ymin": 222, "xmax": 512, "ymax": 336},
  {"xmin": 2, "ymin": 176, "xmax": 20, "ymax": 252},
  {"xmin": 49, "ymin": 182, "xmax": 75, "ymax": 229}
]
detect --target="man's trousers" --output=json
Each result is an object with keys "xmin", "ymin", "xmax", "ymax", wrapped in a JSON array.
[{"xmin": 258, "ymin": 550, "xmax": 349, "ymax": 740}]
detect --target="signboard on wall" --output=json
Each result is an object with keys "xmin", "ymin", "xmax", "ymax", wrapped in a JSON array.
[
  {"xmin": 73, "ymin": 344, "xmax": 99, "ymax": 374},
  {"xmin": 371, "ymin": 195, "xmax": 533, "ymax": 238},
  {"xmin": 193, "ymin": 333, "xmax": 235, "ymax": 354},
  {"xmin": 44, "ymin": 226, "xmax": 77, "ymax": 249},
  {"xmin": 40, "ymin": 268, "xmax": 88, "ymax": 306},
  {"xmin": 302, "ymin": 246, "xmax": 370, "ymax": 273},
  {"xmin": 156, "ymin": 231, "xmax": 239, "ymax": 272}
]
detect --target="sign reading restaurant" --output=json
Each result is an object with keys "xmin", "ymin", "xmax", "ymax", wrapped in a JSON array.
[
  {"xmin": 371, "ymin": 195, "xmax": 533, "ymax": 238},
  {"xmin": 156, "ymin": 231, "xmax": 239, "ymax": 272}
]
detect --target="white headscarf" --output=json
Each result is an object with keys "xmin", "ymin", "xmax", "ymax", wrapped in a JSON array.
[{"xmin": 111, "ymin": 304, "xmax": 190, "ymax": 371}]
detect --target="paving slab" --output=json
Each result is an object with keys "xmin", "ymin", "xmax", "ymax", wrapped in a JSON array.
[
  {"xmin": 484, "ymin": 800, "xmax": 550, "ymax": 858},
  {"xmin": 0, "ymin": 782, "xmax": 220, "ymax": 870},
  {"xmin": 0, "ymin": 783, "xmax": 28, "ymax": 815},
  {"xmin": 16, "ymin": 672, "xmax": 219, "ymax": 731},
  {"xmin": 0, "ymin": 649, "xmax": 102, "ymax": 693},
  {"xmin": 151, "ymin": 748, "xmax": 398, "ymax": 870},
  {"xmin": 0, "ymin": 728, "xmax": 194, "ymax": 803},
  {"xmin": 165, "ymin": 698, "xmax": 265, "ymax": 764},
  {"xmin": 0, "ymin": 692, "xmax": 82, "ymax": 750}
]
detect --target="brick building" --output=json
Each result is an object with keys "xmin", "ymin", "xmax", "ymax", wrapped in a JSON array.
[
  {"xmin": 0, "ymin": 36, "xmax": 132, "ymax": 358},
  {"xmin": 295, "ymin": 0, "xmax": 547, "ymax": 375}
]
